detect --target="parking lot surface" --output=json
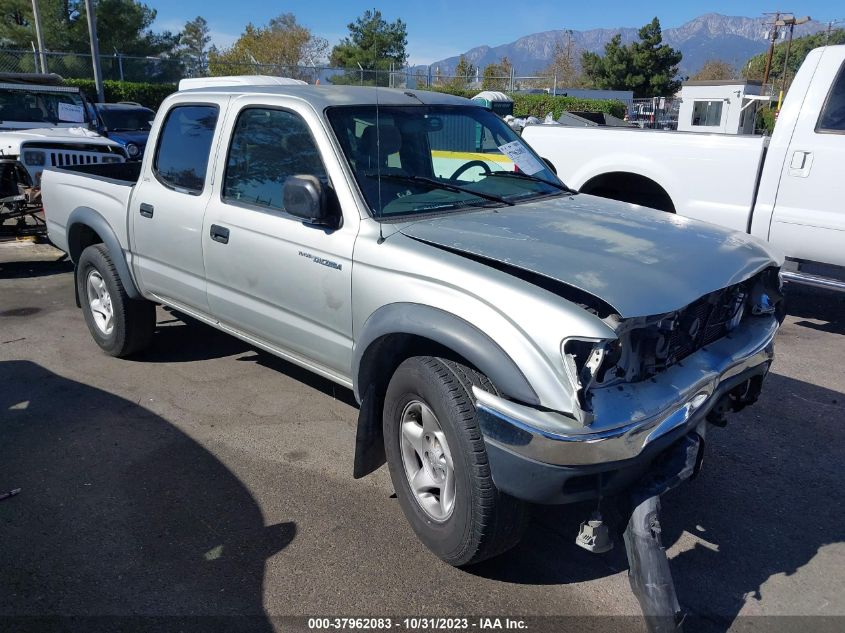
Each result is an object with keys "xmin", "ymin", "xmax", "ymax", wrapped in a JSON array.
[{"xmin": 1, "ymin": 241, "xmax": 843, "ymax": 632}]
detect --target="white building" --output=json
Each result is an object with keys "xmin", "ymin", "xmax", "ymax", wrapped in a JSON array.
[{"xmin": 677, "ymin": 80, "xmax": 770, "ymax": 134}]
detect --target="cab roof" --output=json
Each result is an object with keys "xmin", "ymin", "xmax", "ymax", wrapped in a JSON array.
[{"xmin": 174, "ymin": 85, "xmax": 474, "ymax": 110}]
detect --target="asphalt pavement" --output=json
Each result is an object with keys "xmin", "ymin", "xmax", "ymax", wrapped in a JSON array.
[{"xmin": 0, "ymin": 240, "xmax": 843, "ymax": 633}]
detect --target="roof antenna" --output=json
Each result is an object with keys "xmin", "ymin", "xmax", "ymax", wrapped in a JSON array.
[
  {"xmin": 374, "ymin": 44, "xmax": 385, "ymax": 244},
  {"xmin": 376, "ymin": 77, "xmax": 385, "ymax": 243}
]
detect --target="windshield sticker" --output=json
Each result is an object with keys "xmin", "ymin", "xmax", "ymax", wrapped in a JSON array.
[
  {"xmin": 58, "ymin": 102, "xmax": 85, "ymax": 123},
  {"xmin": 497, "ymin": 141, "xmax": 544, "ymax": 175}
]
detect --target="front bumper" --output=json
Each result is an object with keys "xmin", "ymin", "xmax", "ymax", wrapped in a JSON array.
[{"xmin": 476, "ymin": 314, "xmax": 778, "ymax": 504}]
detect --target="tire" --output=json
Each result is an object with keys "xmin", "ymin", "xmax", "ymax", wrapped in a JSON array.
[
  {"xmin": 383, "ymin": 356, "xmax": 528, "ymax": 566},
  {"xmin": 76, "ymin": 243, "xmax": 155, "ymax": 357}
]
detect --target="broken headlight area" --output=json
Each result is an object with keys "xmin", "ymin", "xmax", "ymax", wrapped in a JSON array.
[
  {"xmin": 562, "ymin": 337, "xmax": 610, "ymax": 424},
  {"xmin": 563, "ymin": 268, "xmax": 783, "ymax": 417}
]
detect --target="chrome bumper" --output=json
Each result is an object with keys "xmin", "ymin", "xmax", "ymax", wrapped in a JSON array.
[{"xmin": 476, "ymin": 315, "xmax": 778, "ymax": 467}]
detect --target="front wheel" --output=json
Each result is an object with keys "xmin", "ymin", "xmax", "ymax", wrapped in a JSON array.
[
  {"xmin": 383, "ymin": 356, "xmax": 528, "ymax": 566},
  {"xmin": 77, "ymin": 243, "xmax": 155, "ymax": 357}
]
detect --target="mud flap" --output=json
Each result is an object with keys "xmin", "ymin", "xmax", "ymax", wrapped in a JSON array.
[
  {"xmin": 352, "ymin": 385, "xmax": 385, "ymax": 479},
  {"xmin": 623, "ymin": 433, "xmax": 701, "ymax": 633},
  {"xmin": 73, "ymin": 264, "xmax": 81, "ymax": 308}
]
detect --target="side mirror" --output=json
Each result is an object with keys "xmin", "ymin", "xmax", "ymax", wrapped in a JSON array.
[
  {"xmin": 541, "ymin": 157, "xmax": 557, "ymax": 175},
  {"xmin": 284, "ymin": 175, "xmax": 331, "ymax": 225}
]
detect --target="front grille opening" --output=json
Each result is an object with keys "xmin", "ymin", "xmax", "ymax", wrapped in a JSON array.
[
  {"xmin": 49, "ymin": 152, "xmax": 100, "ymax": 167},
  {"xmin": 602, "ymin": 267, "xmax": 781, "ymax": 384}
]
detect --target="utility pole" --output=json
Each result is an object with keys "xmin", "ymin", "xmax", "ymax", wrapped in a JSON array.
[
  {"xmin": 83, "ymin": 0, "xmax": 105, "ymax": 102},
  {"xmin": 776, "ymin": 15, "xmax": 810, "ymax": 111},
  {"xmin": 30, "ymin": 0, "xmax": 48, "ymax": 73},
  {"xmin": 761, "ymin": 12, "xmax": 788, "ymax": 88}
]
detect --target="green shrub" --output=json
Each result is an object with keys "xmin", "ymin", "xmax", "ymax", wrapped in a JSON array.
[
  {"xmin": 425, "ymin": 86, "xmax": 627, "ymax": 119},
  {"xmin": 510, "ymin": 94, "xmax": 627, "ymax": 120},
  {"xmin": 63, "ymin": 79, "xmax": 177, "ymax": 109},
  {"xmin": 756, "ymin": 106, "xmax": 777, "ymax": 135},
  {"xmin": 425, "ymin": 85, "xmax": 476, "ymax": 98}
]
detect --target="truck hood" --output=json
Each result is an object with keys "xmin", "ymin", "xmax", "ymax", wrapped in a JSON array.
[
  {"xmin": 0, "ymin": 127, "xmax": 119, "ymax": 153},
  {"xmin": 399, "ymin": 194, "xmax": 781, "ymax": 318}
]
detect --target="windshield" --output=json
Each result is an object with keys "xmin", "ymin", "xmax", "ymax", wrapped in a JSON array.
[
  {"xmin": 99, "ymin": 107, "xmax": 155, "ymax": 132},
  {"xmin": 326, "ymin": 105, "xmax": 568, "ymax": 218},
  {"xmin": 0, "ymin": 87, "xmax": 90, "ymax": 126}
]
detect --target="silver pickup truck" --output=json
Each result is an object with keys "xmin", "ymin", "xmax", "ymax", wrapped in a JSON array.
[{"xmin": 42, "ymin": 84, "xmax": 784, "ymax": 568}]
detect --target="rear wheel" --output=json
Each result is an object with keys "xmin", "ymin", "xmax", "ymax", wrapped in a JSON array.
[
  {"xmin": 77, "ymin": 243, "xmax": 155, "ymax": 357},
  {"xmin": 383, "ymin": 356, "xmax": 528, "ymax": 566}
]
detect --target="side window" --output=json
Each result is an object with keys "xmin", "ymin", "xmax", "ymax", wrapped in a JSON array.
[
  {"xmin": 818, "ymin": 62, "xmax": 845, "ymax": 132},
  {"xmin": 223, "ymin": 108, "xmax": 326, "ymax": 211},
  {"xmin": 691, "ymin": 100, "xmax": 723, "ymax": 127},
  {"xmin": 154, "ymin": 105, "xmax": 219, "ymax": 194}
]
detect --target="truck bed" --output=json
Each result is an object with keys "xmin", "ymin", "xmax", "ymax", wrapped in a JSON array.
[
  {"xmin": 57, "ymin": 161, "xmax": 143, "ymax": 184},
  {"xmin": 522, "ymin": 125, "xmax": 769, "ymax": 232},
  {"xmin": 41, "ymin": 163, "xmax": 139, "ymax": 255}
]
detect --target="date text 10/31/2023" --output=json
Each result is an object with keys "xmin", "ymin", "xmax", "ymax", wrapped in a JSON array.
[{"xmin": 307, "ymin": 617, "xmax": 528, "ymax": 630}]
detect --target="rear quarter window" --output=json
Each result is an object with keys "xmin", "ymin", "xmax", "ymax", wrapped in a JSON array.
[
  {"xmin": 153, "ymin": 104, "xmax": 219, "ymax": 193},
  {"xmin": 817, "ymin": 61, "xmax": 845, "ymax": 133}
]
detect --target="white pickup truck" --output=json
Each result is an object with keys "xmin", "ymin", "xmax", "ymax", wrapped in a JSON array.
[{"xmin": 523, "ymin": 44, "xmax": 845, "ymax": 292}]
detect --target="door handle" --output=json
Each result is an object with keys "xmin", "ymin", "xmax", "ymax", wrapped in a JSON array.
[
  {"xmin": 788, "ymin": 151, "xmax": 813, "ymax": 178},
  {"xmin": 139, "ymin": 203, "xmax": 154, "ymax": 218},
  {"xmin": 210, "ymin": 224, "xmax": 230, "ymax": 244}
]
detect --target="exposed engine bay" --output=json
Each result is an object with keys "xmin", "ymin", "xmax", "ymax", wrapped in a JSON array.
[{"xmin": 564, "ymin": 267, "xmax": 783, "ymax": 413}]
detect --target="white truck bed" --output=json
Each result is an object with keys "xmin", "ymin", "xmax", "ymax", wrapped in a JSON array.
[{"xmin": 522, "ymin": 125, "xmax": 769, "ymax": 232}]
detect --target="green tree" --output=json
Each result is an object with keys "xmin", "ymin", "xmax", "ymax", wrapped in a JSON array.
[
  {"xmin": 744, "ymin": 29, "xmax": 845, "ymax": 88},
  {"xmin": 449, "ymin": 54, "xmax": 475, "ymax": 89},
  {"xmin": 0, "ymin": 0, "xmax": 178, "ymax": 54},
  {"xmin": 0, "ymin": 0, "xmax": 182, "ymax": 80},
  {"xmin": 329, "ymin": 9, "xmax": 407, "ymax": 86},
  {"xmin": 691, "ymin": 60, "xmax": 736, "ymax": 81},
  {"xmin": 581, "ymin": 18, "xmax": 682, "ymax": 97},
  {"xmin": 0, "ymin": 0, "xmax": 74, "ymax": 50},
  {"xmin": 180, "ymin": 16, "xmax": 211, "ymax": 77},
  {"xmin": 87, "ymin": 0, "xmax": 179, "ymax": 56},
  {"xmin": 208, "ymin": 13, "xmax": 328, "ymax": 81},
  {"xmin": 482, "ymin": 56, "xmax": 511, "ymax": 91}
]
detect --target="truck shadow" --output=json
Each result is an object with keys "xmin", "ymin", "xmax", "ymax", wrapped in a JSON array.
[
  {"xmin": 784, "ymin": 285, "xmax": 845, "ymax": 335},
  {"xmin": 469, "ymin": 371, "xmax": 844, "ymax": 632},
  {"xmin": 0, "ymin": 258, "xmax": 73, "ymax": 279},
  {"xmin": 0, "ymin": 360, "xmax": 295, "ymax": 629},
  {"xmin": 134, "ymin": 311, "xmax": 358, "ymax": 407},
  {"xmin": 136, "ymin": 310, "xmax": 254, "ymax": 363}
]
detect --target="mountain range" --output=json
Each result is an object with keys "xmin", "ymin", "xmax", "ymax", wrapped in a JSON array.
[{"xmin": 424, "ymin": 13, "xmax": 827, "ymax": 77}]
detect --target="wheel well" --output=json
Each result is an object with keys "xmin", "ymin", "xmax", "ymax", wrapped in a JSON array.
[
  {"xmin": 357, "ymin": 333, "xmax": 477, "ymax": 402},
  {"xmin": 68, "ymin": 223, "xmax": 104, "ymax": 263},
  {"xmin": 352, "ymin": 332, "xmax": 481, "ymax": 479},
  {"xmin": 580, "ymin": 172, "xmax": 675, "ymax": 213}
]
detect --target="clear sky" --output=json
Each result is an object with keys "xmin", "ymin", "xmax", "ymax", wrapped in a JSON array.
[{"xmin": 150, "ymin": 1, "xmax": 844, "ymax": 65}]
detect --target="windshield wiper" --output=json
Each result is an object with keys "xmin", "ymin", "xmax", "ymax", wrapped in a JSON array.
[
  {"xmin": 485, "ymin": 170, "xmax": 577, "ymax": 194},
  {"xmin": 366, "ymin": 173, "xmax": 514, "ymax": 206}
]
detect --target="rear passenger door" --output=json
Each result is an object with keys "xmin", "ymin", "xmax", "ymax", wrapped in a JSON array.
[
  {"xmin": 131, "ymin": 100, "xmax": 226, "ymax": 314},
  {"xmin": 202, "ymin": 102, "xmax": 357, "ymax": 381}
]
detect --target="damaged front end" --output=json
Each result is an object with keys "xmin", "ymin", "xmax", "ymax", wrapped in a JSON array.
[{"xmin": 561, "ymin": 267, "xmax": 784, "ymax": 426}]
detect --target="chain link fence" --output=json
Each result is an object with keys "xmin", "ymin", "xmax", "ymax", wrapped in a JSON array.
[{"xmin": 0, "ymin": 49, "xmax": 589, "ymax": 94}]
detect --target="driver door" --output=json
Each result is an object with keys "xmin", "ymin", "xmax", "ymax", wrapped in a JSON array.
[{"xmin": 202, "ymin": 101, "xmax": 357, "ymax": 379}]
